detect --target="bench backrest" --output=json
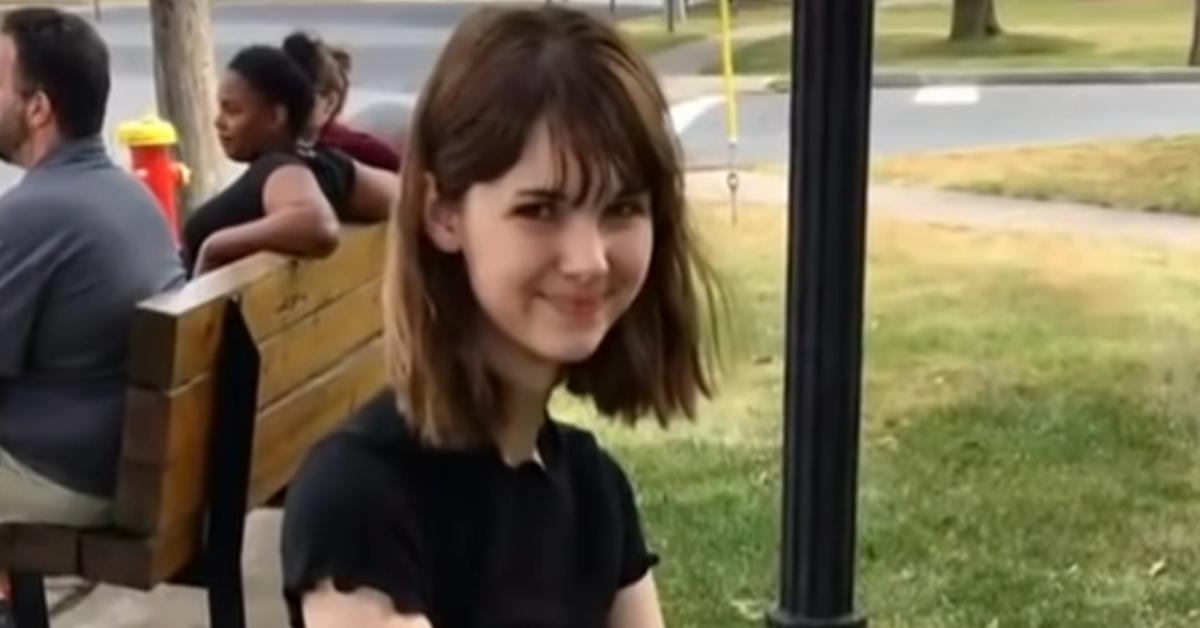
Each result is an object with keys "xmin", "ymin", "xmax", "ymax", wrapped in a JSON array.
[{"xmin": 78, "ymin": 224, "xmax": 389, "ymax": 588}]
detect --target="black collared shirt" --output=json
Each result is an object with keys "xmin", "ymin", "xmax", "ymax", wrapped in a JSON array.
[{"xmin": 281, "ymin": 390, "xmax": 658, "ymax": 628}]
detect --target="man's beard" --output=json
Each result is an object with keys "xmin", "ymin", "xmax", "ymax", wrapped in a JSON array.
[{"xmin": 0, "ymin": 104, "xmax": 29, "ymax": 165}]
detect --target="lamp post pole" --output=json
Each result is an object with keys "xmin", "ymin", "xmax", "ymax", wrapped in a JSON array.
[{"xmin": 767, "ymin": 0, "xmax": 876, "ymax": 626}]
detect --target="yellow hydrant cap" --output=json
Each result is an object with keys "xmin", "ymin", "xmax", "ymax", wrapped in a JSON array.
[{"xmin": 116, "ymin": 114, "xmax": 178, "ymax": 147}]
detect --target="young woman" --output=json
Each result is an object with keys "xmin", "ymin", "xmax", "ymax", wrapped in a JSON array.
[
  {"xmin": 282, "ymin": 31, "xmax": 403, "ymax": 171},
  {"xmin": 281, "ymin": 6, "xmax": 719, "ymax": 628},
  {"xmin": 183, "ymin": 45, "xmax": 397, "ymax": 275}
]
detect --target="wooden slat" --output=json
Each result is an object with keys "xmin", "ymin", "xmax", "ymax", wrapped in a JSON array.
[
  {"xmin": 113, "ymin": 338, "xmax": 385, "ymax": 535},
  {"xmin": 119, "ymin": 377, "xmax": 214, "ymax": 466},
  {"xmin": 249, "ymin": 338, "xmax": 388, "ymax": 505},
  {"xmin": 79, "ymin": 518, "xmax": 199, "ymax": 590},
  {"xmin": 117, "ymin": 281, "xmax": 382, "ymax": 468},
  {"xmin": 0, "ymin": 524, "xmax": 79, "ymax": 575},
  {"xmin": 257, "ymin": 279, "xmax": 381, "ymax": 406},
  {"xmin": 126, "ymin": 224, "xmax": 386, "ymax": 391}
]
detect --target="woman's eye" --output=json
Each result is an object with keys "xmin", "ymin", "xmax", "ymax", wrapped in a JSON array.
[
  {"xmin": 515, "ymin": 203, "xmax": 557, "ymax": 221},
  {"xmin": 607, "ymin": 200, "xmax": 647, "ymax": 218}
]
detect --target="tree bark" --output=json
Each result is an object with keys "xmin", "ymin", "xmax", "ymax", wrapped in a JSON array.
[
  {"xmin": 950, "ymin": 0, "xmax": 1003, "ymax": 42},
  {"xmin": 1190, "ymin": 0, "xmax": 1200, "ymax": 66},
  {"xmin": 149, "ymin": 0, "xmax": 224, "ymax": 213}
]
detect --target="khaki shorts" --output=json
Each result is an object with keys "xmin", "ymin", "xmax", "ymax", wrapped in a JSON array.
[{"xmin": 0, "ymin": 447, "xmax": 109, "ymax": 526}]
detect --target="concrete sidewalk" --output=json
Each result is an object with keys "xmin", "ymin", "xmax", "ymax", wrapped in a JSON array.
[
  {"xmin": 57, "ymin": 512, "xmax": 288, "ymax": 628},
  {"xmin": 685, "ymin": 169, "xmax": 1200, "ymax": 249}
]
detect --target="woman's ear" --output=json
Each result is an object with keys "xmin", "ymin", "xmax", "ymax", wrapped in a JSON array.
[
  {"xmin": 273, "ymin": 104, "xmax": 291, "ymax": 135},
  {"xmin": 423, "ymin": 173, "xmax": 462, "ymax": 253}
]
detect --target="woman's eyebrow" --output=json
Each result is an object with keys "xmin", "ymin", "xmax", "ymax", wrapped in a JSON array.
[{"xmin": 515, "ymin": 188, "xmax": 566, "ymax": 201}]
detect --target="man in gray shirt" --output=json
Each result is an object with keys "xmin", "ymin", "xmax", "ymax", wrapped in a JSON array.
[{"xmin": 0, "ymin": 8, "xmax": 185, "ymax": 526}]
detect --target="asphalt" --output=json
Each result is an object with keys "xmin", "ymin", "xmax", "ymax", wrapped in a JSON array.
[{"xmin": 679, "ymin": 82, "xmax": 1200, "ymax": 168}]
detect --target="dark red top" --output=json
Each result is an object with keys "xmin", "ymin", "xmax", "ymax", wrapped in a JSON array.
[{"xmin": 318, "ymin": 121, "xmax": 402, "ymax": 172}]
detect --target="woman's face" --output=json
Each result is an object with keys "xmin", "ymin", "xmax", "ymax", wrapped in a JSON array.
[
  {"xmin": 425, "ymin": 121, "xmax": 654, "ymax": 371},
  {"xmin": 214, "ymin": 70, "xmax": 288, "ymax": 162},
  {"xmin": 309, "ymin": 89, "xmax": 341, "ymax": 134}
]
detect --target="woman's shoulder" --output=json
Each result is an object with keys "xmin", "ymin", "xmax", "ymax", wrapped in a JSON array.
[
  {"xmin": 552, "ymin": 421, "xmax": 637, "ymax": 496},
  {"xmin": 239, "ymin": 151, "xmax": 307, "ymax": 183},
  {"xmin": 287, "ymin": 391, "xmax": 418, "ymax": 505}
]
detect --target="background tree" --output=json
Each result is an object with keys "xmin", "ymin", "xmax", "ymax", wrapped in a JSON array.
[
  {"xmin": 951, "ymin": 0, "xmax": 1002, "ymax": 42},
  {"xmin": 150, "ymin": 0, "xmax": 225, "ymax": 210},
  {"xmin": 1190, "ymin": 0, "xmax": 1200, "ymax": 65}
]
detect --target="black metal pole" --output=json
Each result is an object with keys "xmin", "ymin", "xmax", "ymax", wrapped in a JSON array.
[{"xmin": 766, "ymin": 0, "xmax": 875, "ymax": 626}]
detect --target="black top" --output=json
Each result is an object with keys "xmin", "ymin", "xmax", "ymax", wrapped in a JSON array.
[
  {"xmin": 181, "ymin": 148, "xmax": 355, "ymax": 273},
  {"xmin": 281, "ymin": 391, "xmax": 658, "ymax": 628}
]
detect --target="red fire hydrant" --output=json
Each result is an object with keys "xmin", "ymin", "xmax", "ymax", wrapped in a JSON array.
[{"xmin": 117, "ymin": 114, "xmax": 190, "ymax": 243}]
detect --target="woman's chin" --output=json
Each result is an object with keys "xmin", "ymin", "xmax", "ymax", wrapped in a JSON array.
[{"xmin": 534, "ymin": 334, "xmax": 607, "ymax": 366}]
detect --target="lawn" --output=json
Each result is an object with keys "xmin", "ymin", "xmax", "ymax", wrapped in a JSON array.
[
  {"xmin": 714, "ymin": 0, "xmax": 1195, "ymax": 76},
  {"xmin": 872, "ymin": 134, "xmax": 1200, "ymax": 216},
  {"xmin": 555, "ymin": 203, "xmax": 1200, "ymax": 626},
  {"xmin": 620, "ymin": 0, "xmax": 790, "ymax": 56}
]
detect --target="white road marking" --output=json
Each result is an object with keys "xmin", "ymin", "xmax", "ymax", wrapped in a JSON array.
[
  {"xmin": 913, "ymin": 85, "xmax": 981, "ymax": 106},
  {"xmin": 670, "ymin": 95, "xmax": 725, "ymax": 135}
]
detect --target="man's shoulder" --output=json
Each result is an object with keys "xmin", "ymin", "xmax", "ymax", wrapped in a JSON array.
[
  {"xmin": 0, "ymin": 180, "xmax": 64, "ymax": 234},
  {"xmin": 4, "ymin": 161, "xmax": 159, "ymax": 224}
]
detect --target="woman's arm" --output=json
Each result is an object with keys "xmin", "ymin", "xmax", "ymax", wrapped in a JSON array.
[
  {"xmin": 608, "ymin": 572, "xmax": 666, "ymax": 628},
  {"xmin": 194, "ymin": 164, "xmax": 339, "ymax": 273},
  {"xmin": 303, "ymin": 581, "xmax": 432, "ymax": 628},
  {"xmin": 339, "ymin": 161, "xmax": 400, "ymax": 223}
]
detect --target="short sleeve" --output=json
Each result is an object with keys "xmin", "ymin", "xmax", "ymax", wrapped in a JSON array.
[
  {"xmin": 0, "ymin": 206, "xmax": 67, "ymax": 376},
  {"xmin": 307, "ymin": 148, "xmax": 356, "ymax": 219},
  {"xmin": 281, "ymin": 436, "xmax": 428, "ymax": 626},
  {"xmin": 607, "ymin": 456, "xmax": 660, "ymax": 587}
]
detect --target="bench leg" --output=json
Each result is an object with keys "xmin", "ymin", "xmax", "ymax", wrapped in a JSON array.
[
  {"xmin": 9, "ymin": 572, "xmax": 49, "ymax": 628},
  {"xmin": 206, "ymin": 571, "xmax": 245, "ymax": 628},
  {"xmin": 203, "ymin": 301, "xmax": 259, "ymax": 628}
]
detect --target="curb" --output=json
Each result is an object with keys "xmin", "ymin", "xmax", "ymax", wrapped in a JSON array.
[
  {"xmin": 761, "ymin": 68, "xmax": 1200, "ymax": 92},
  {"xmin": 873, "ymin": 68, "xmax": 1200, "ymax": 88}
]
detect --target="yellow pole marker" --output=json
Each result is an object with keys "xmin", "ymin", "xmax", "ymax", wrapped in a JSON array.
[{"xmin": 717, "ymin": 0, "xmax": 740, "ymax": 224}]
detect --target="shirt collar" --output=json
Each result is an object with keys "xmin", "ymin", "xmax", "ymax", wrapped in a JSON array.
[{"xmin": 31, "ymin": 135, "xmax": 108, "ymax": 172}]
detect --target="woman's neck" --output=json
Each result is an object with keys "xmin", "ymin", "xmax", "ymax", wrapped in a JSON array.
[
  {"xmin": 259, "ymin": 135, "xmax": 299, "ymax": 156},
  {"xmin": 477, "ymin": 324, "xmax": 560, "ymax": 467}
]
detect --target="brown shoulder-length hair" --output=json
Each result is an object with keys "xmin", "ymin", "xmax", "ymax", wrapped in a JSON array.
[{"xmin": 384, "ymin": 5, "xmax": 722, "ymax": 447}]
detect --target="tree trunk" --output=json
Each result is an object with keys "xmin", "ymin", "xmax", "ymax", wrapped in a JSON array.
[
  {"xmin": 950, "ymin": 0, "xmax": 1003, "ymax": 42},
  {"xmin": 984, "ymin": 0, "xmax": 1002, "ymax": 37},
  {"xmin": 1190, "ymin": 0, "xmax": 1200, "ymax": 66},
  {"xmin": 149, "ymin": 0, "xmax": 224, "ymax": 213}
]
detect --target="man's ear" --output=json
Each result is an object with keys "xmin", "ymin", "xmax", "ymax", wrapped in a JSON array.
[
  {"xmin": 26, "ymin": 91, "xmax": 53, "ymax": 131},
  {"xmin": 423, "ymin": 173, "xmax": 462, "ymax": 253}
]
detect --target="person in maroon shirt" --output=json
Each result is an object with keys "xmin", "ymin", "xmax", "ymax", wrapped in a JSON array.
[{"xmin": 282, "ymin": 32, "xmax": 402, "ymax": 172}]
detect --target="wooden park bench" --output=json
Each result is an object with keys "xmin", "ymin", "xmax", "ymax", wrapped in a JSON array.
[{"xmin": 0, "ymin": 224, "xmax": 389, "ymax": 628}]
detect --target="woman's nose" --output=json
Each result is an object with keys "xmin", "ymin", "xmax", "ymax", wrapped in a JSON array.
[{"xmin": 558, "ymin": 215, "xmax": 608, "ymax": 281}]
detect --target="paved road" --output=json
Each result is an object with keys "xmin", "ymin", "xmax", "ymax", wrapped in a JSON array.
[
  {"xmin": 4, "ymin": 2, "xmax": 1200, "ymax": 189},
  {"xmin": 679, "ymin": 83, "xmax": 1200, "ymax": 168},
  {"xmin": 93, "ymin": 1, "xmax": 656, "ymax": 93},
  {"xmin": 0, "ymin": 1, "xmax": 650, "ymax": 188}
]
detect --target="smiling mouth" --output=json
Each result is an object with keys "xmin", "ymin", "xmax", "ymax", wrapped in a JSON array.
[{"xmin": 546, "ymin": 296, "xmax": 604, "ymax": 321}]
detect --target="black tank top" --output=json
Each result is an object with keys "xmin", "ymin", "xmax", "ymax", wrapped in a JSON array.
[{"xmin": 181, "ymin": 147, "xmax": 355, "ymax": 273}]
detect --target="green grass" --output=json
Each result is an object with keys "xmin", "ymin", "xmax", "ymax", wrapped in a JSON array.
[
  {"xmin": 622, "ymin": 28, "xmax": 707, "ymax": 55},
  {"xmin": 714, "ymin": 0, "xmax": 1195, "ymax": 76},
  {"xmin": 554, "ymin": 204, "xmax": 1200, "ymax": 626},
  {"xmin": 873, "ymin": 134, "xmax": 1200, "ymax": 216},
  {"xmin": 620, "ymin": 0, "xmax": 790, "ymax": 56}
]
